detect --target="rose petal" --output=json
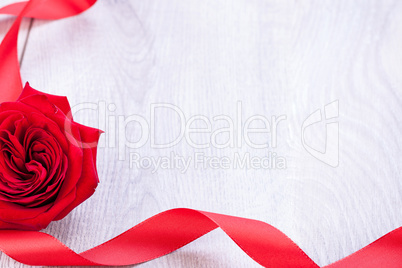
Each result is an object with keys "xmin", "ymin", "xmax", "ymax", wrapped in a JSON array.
[
  {"xmin": 18, "ymin": 83, "xmax": 72, "ymax": 119},
  {"xmin": 0, "ymin": 86, "xmax": 102, "ymax": 230},
  {"xmin": 54, "ymin": 123, "xmax": 101, "ymax": 220}
]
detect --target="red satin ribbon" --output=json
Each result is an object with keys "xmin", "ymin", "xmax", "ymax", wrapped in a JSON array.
[
  {"xmin": 0, "ymin": 208, "xmax": 400, "ymax": 267},
  {"xmin": 0, "ymin": 0, "xmax": 96, "ymax": 103},
  {"xmin": 0, "ymin": 0, "xmax": 401, "ymax": 267}
]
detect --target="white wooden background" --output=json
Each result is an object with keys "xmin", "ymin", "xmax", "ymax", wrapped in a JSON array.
[{"xmin": 1, "ymin": 0, "xmax": 402, "ymax": 267}]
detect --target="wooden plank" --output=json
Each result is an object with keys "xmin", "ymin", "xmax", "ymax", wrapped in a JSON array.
[{"xmin": 1, "ymin": 0, "xmax": 402, "ymax": 267}]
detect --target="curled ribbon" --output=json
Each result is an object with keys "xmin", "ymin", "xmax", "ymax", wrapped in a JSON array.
[
  {"xmin": 0, "ymin": 0, "xmax": 401, "ymax": 267},
  {"xmin": 0, "ymin": 208, "xmax": 401, "ymax": 267}
]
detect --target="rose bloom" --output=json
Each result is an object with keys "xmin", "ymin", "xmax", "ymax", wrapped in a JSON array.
[{"xmin": 0, "ymin": 83, "xmax": 101, "ymax": 231}]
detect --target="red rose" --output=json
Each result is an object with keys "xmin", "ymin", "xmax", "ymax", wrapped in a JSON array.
[{"xmin": 0, "ymin": 83, "xmax": 101, "ymax": 231}]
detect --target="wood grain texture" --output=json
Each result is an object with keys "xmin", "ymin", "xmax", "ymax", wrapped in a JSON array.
[{"xmin": 1, "ymin": 0, "xmax": 402, "ymax": 267}]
